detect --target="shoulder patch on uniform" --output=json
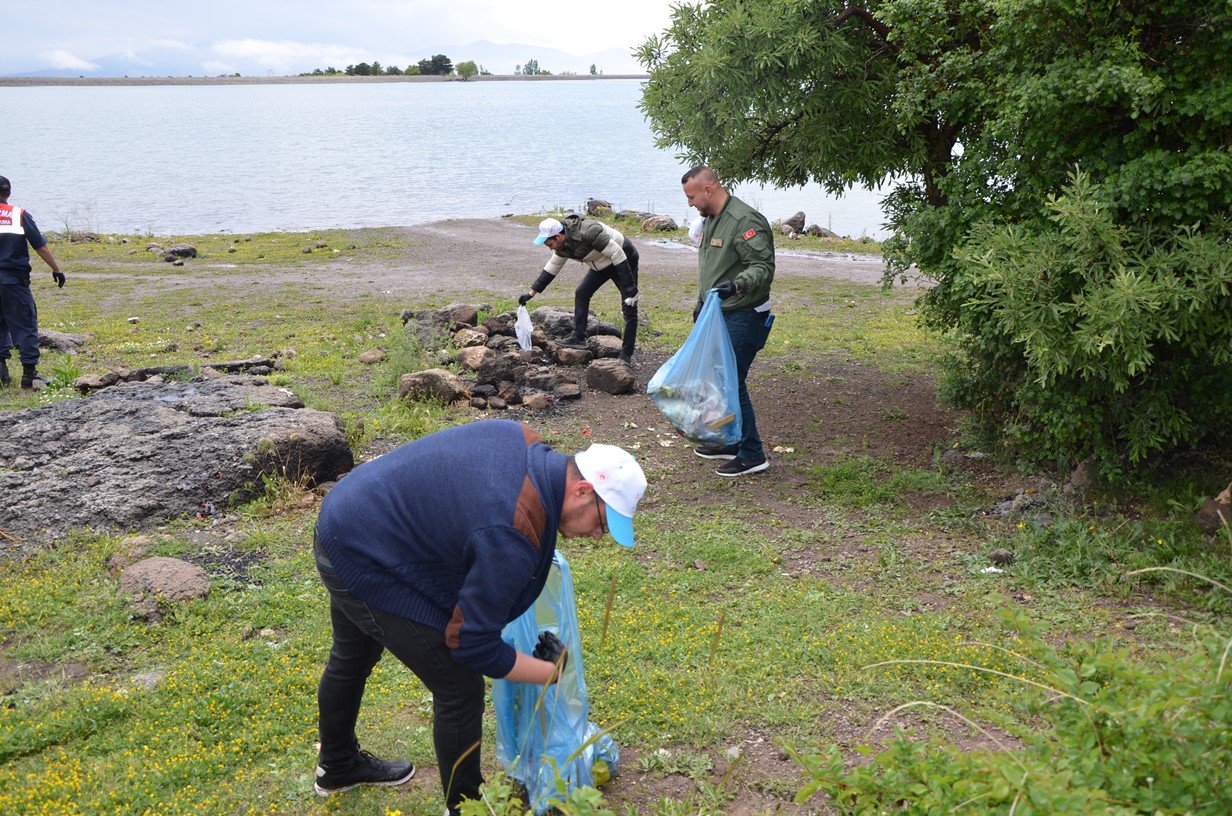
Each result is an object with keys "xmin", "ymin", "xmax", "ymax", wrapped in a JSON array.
[{"xmin": 743, "ymin": 228, "xmax": 757, "ymax": 240}]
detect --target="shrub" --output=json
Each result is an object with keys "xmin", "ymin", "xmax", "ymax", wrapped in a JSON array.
[{"xmin": 940, "ymin": 172, "xmax": 1232, "ymax": 475}]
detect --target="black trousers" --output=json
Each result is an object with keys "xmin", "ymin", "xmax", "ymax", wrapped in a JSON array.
[
  {"xmin": 315, "ymin": 538, "xmax": 484, "ymax": 813},
  {"xmin": 573, "ymin": 239, "xmax": 640, "ymax": 358}
]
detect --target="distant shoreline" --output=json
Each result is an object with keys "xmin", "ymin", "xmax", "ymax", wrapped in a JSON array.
[{"xmin": 0, "ymin": 74, "xmax": 649, "ymax": 88}]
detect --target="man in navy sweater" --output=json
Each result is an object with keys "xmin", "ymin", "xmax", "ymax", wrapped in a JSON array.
[{"xmin": 312, "ymin": 419, "xmax": 646, "ymax": 814}]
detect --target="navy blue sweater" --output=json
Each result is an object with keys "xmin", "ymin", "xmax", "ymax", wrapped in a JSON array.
[{"xmin": 316, "ymin": 420, "xmax": 567, "ymax": 678}]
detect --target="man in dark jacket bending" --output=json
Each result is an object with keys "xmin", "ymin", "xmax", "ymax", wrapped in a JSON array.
[
  {"xmin": 312, "ymin": 419, "xmax": 646, "ymax": 815},
  {"xmin": 518, "ymin": 214, "xmax": 640, "ymax": 363}
]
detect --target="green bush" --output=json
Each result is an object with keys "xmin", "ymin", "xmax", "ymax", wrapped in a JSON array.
[
  {"xmin": 941, "ymin": 172, "xmax": 1232, "ymax": 474},
  {"xmin": 791, "ymin": 609, "xmax": 1232, "ymax": 814}
]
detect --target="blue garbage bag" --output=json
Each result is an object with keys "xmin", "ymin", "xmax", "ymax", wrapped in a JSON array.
[
  {"xmin": 493, "ymin": 553, "xmax": 619, "ymax": 813},
  {"xmin": 646, "ymin": 289, "xmax": 742, "ymax": 447}
]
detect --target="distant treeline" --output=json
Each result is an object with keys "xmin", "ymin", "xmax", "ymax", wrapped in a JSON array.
[{"xmin": 299, "ymin": 56, "xmax": 600, "ymax": 78}]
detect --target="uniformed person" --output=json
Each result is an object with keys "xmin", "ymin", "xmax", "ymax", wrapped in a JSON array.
[
  {"xmin": 681, "ymin": 165, "xmax": 775, "ymax": 476},
  {"xmin": 0, "ymin": 175, "xmax": 65, "ymax": 389}
]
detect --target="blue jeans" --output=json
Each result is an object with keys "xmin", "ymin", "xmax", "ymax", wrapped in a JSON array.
[
  {"xmin": 315, "ymin": 537, "xmax": 484, "ymax": 813},
  {"xmin": 722, "ymin": 309, "xmax": 773, "ymax": 461}
]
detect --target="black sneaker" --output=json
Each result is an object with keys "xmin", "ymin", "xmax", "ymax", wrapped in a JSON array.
[
  {"xmin": 558, "ymin": 337, "xmax": 589, "ymax": 350},
  {"xmin": 694, "ymin": 444, "xmax": 738, "ymax": 460},
  {"xmin": 716, "ymin": 456, "xmax": 769, "ymax": 477},
  {"xmin": 0, "ymin": 360, "xmax": 9, "ymax": 386},
  {"xmin": 314, "ymin": 750, "xmax": 415, "ymax": 796}
]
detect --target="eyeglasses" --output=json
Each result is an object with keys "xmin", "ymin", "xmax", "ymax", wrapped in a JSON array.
[{"xmin": 593, "ymin": 492, "xmax": 608, "ymax": 538}]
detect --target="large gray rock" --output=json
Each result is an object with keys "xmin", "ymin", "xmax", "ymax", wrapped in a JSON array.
[
  {"xmin": 531, "ymin": 307, "xmax": 620, "ymax": 340},
  {"xmin": 40, "ymin": 328, "xmax": 90, "ymax": 353},
  {"xmin": 587, "ymin": 359, "xmax": 636, "ymax": 395},
  {"xmin": 0, "ymin": 375, "xmax": 353, "ymax": 548},
  {"xmin": 398, "ymin": 368, "xmax": 471, "ymax": 403}
]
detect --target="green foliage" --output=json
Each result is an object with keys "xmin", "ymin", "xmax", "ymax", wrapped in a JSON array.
[
  {"xmin": 418, "ymin": 54, "xmax": 454, "ymax": 76},
  {"xmin": 639, "ymin": 0, "xmax": 1232, "ymax": 474},
  {"xmin": 945, "ymin": 171, "xmax": 1232, "ymax": 471},
  {"xmin": 791, "ymin": 610, "xmax": 1232, "ymax": 814},
  {"xmin": 456, "ymin": 60, "xmax": 479, "ymax": 80}
]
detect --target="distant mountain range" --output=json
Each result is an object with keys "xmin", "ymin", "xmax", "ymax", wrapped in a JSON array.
[{"xmin": 11, "ymin": 39, "xmax": 646, "ymax": 79}]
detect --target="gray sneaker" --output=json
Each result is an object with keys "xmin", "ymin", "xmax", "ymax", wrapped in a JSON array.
[{"xmin": 314, "ymin": 750, "xmax": 415, "ymax": 796}]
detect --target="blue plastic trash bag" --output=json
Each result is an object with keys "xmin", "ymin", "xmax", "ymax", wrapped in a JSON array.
[
  {"xmin": 646, "ymin": 289, "xmax": 742, "ymax": 447},
  {"xmin": 493, "ymin": 553, "xmax": 619, "ymax": 814}
]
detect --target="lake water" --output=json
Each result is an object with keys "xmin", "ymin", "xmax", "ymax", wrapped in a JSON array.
[{"xmin": 1, "ymin": 80, "xmax": 893, "ymax": 238}]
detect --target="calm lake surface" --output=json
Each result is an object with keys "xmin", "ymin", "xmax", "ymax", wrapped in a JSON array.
[{"xmin": 2, "ymin": 80, "xmax": 893, "ymax": 238}]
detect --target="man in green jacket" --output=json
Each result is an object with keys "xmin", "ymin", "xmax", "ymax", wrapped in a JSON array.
[{"xmin": 681, "ymin": 165, "xmax": 775, "ymax": 476}]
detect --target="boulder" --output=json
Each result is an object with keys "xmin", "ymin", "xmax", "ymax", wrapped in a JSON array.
[
  {"xmin": 784, "ymin": 211, "xmax": 806, "ymax": 233},
  {"xmin": 532, "ymin": 307, "xmax": 619, "ymax": 340},
  {"xmin": 358, "ymin": 347, "xmax": 387, "ymax": 364},
  {"xmin": 453, "ymin": 328, "xmax": 488, "ymax": 348},
  {"xmin": 455, "ymin": 346, "xmax": 493, "ymax": 371},
  {"xmin": 614, "ymin": 209, "xmax": 655, "ymax": 222},
  {"xmin": 119, "ymin": 556, "xmax": 210, "ymax": 621},
  {"xmin": 641, "ymin": 215, "xmax": 678, "ymax": 232},
  {"xmin": 476, "ymin": 352, "xmax": 524, "ymax": 386},
  {"xmin": 398, "ymin": 368, "xmax": 471, "ymax": 403},
  {"xmin": 587, "ymin": 359, "xmax": 637, "ymax": 395},
  {"xmin": 554, "ymin": 347, "xmax": 593, "ymax": 366},
  {"xmin": 586, "ymin": 198, "xmax": 613, "ymax": 215},
  {"xmin": 39, "ymin": 329, "xmax": 90, "ymax": 353},
  {"xmin": 1195, "ymin": 482, "xmax": 1232, "ymax": 535},
  {"xmin": 587, "ymin": 335, "xmax": 624, "ymax": 359},
  {"xmin": 0, "ymin": 376, "xmax": 353, "ymax": 548},
  {"xmin": 806, "ymin": 224, "xmax": 840, "ymax": 239},
  {"xmin": 120, "ymin": 556, "xmax": 210, "ymax": 603}
]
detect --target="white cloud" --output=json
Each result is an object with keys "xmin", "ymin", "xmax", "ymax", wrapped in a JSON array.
[
  {"xmin": 202, "ymin": 60, "xmax": 238, "ymax": 74},
  {"xmin": 40, "ymin": 49, "xmax": 99, "ymax": 71}
]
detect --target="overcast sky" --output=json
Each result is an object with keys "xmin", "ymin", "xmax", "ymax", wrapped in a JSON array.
[{"xmin": 7, "ymin": 1, "xmax": 679, "ymax": 76}]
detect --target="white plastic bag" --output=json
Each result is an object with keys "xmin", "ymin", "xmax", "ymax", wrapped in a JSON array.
[{"xmin": 515, "ymin": 305, "xmax": 534, "ymax": 350}]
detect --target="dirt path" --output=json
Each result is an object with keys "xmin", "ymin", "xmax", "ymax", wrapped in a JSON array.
[{"xmin": 196, "ymin": 218, "xmax": 909, "ymax": 298}]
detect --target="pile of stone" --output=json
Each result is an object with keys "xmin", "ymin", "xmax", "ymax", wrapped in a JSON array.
[
  {"xmin": 73, "ymin": 356, "xmax": 284, "ymax": 393},
  {"xmin": 395, "ymin": 302, "xmax": 638, "ymax": 412},
  {"xmin": 585, "ymin": 198, "xmax": 679, "ymax": 233}
]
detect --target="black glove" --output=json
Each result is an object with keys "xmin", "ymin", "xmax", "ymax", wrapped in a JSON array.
[
  {"xmin": 715, "ymin": 280, "xmax": 739, "ymax": 300},
  {"xmin": 532, "ymin": 630, "xmax": 568, "ymax": 676},
  {"xmin": 53, "ymin": 271, "xmax": 66, "ymax": 288},
  {"xmin": 692, "ymin": 300, "xmax": 703, "ymax": 323},
  {"xmin": 518, "ymin": 292, "xmax": 534, "ymax": 306}
]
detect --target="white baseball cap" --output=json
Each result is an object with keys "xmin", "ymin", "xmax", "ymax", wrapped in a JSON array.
[
  {"xmin": 574, "ymin": 443, "xmax": 647, "ymax": 547},
  {"xmin": 534, "ymin": 217, "xmax": 564, "ymax": 245}
]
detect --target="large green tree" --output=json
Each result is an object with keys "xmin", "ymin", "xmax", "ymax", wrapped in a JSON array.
[{"xmin": 639, "ymin": 1, "xmax": 1232, "ymax": 473}]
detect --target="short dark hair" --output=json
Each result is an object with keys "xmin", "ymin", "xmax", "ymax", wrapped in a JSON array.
[
  {"xmin": 0, "ymin": 176, "xmax": 10, "ymax": 195},
  {"xmin": 681, "ymin": 165, "xmax": 719, "ymax": 186}
]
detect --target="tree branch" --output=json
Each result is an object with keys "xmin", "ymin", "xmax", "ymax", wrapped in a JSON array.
[{"xmin": 834, "ymin": 6, "xmax": 892, "ymax": 43}]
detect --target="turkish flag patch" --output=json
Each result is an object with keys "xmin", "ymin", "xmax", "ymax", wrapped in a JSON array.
[{"xmin": 743, "ymin": 228, "xmax": 757, "ymax": 240}]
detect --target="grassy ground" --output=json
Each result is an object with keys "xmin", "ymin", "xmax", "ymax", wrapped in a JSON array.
[{"xmin": 0, "ymin": 226, "xmax": 1228, "ymax": 815}]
